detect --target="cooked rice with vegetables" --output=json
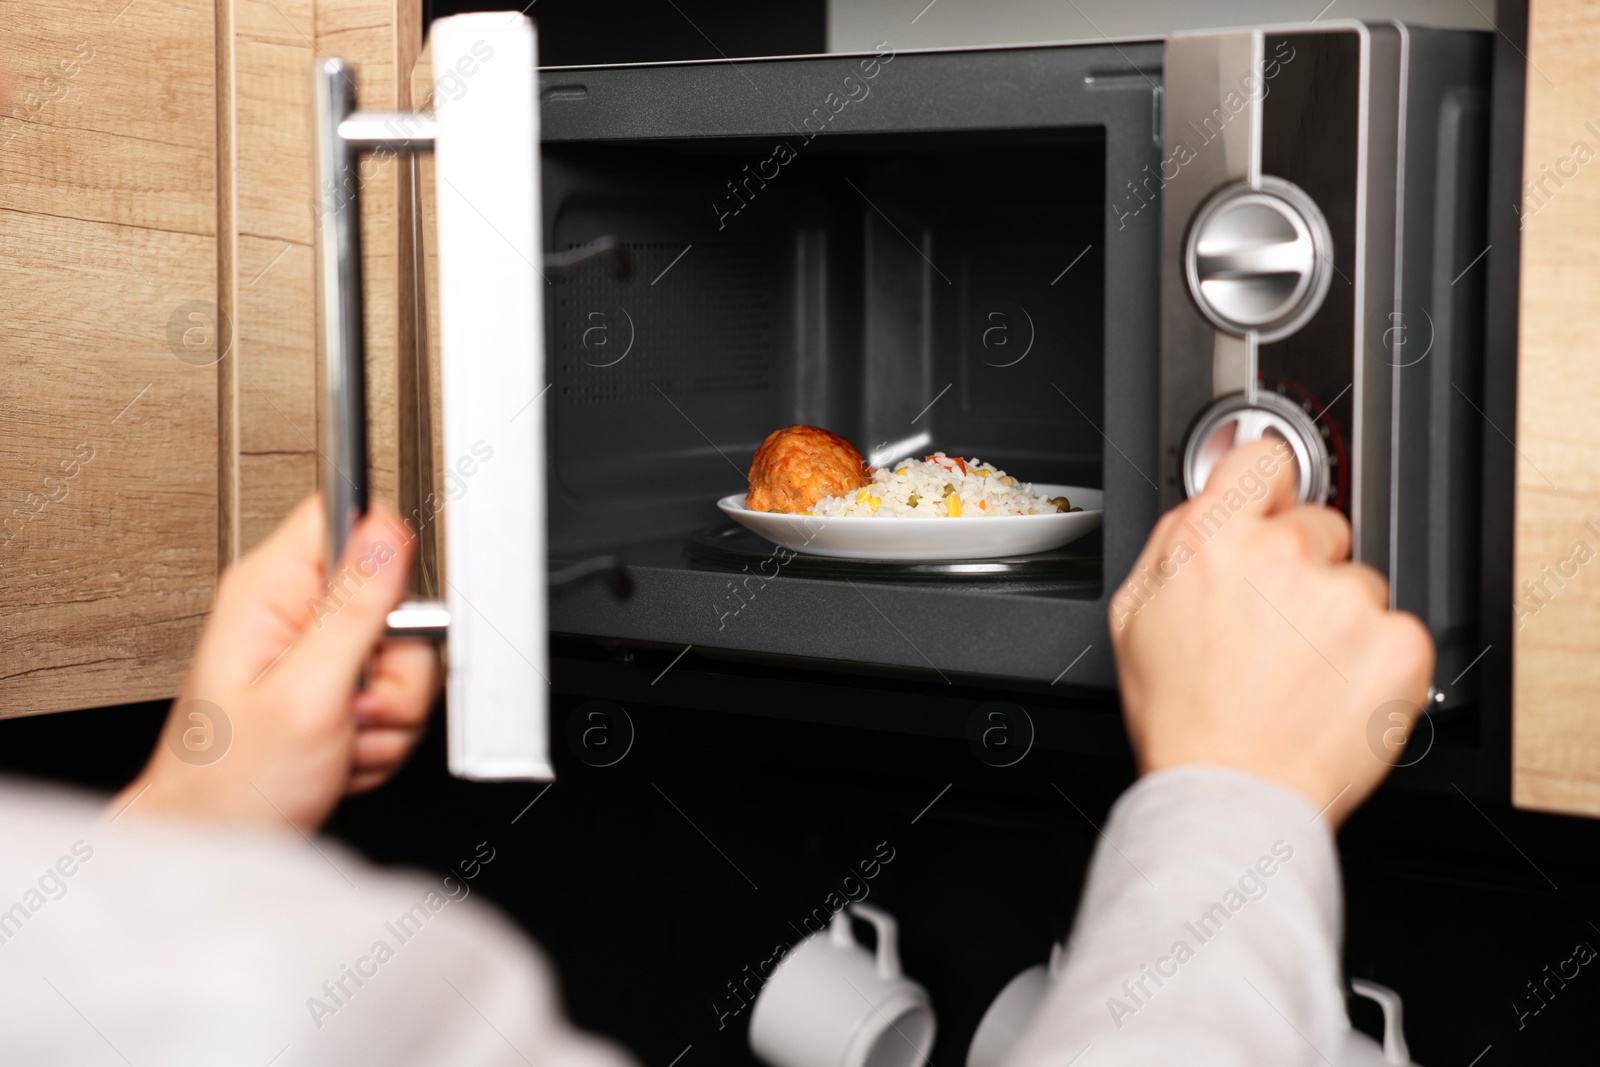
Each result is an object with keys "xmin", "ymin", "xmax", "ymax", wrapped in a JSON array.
[{"xmin": 802, "ymin": 453, "xmax": 1081, "ymax": 518}]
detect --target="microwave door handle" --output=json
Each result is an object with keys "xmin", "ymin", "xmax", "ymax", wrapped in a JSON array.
[
  {"xmin": 316, "ymin": 68, "xmax": 462, "ymax": 645},
  {"xmin": 313, "ymin": 59, "xmax": 369, "ymax": 574},
  {"xmin": 311, "ymin": 14, "xmax": 552, "ymax": 782},
  {"xmin": 314, "ymin": 72, "xmax": 457, "ymax": 642}
]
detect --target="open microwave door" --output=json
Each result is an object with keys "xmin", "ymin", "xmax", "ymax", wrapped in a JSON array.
[{"xmin": 431, "ymin": 14, "xmax": 552, "ymax": 780}]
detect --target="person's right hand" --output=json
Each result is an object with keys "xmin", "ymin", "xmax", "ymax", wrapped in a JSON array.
[
  {"xmin": 111, "ymin": 495, "xmax": 439, "ymax": 834},
  {"xmin": 1108, "ymin": 438, "xmax": 1434, "ymax": 827}
]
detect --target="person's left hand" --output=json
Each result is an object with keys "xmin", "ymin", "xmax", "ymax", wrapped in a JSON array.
[{"xmin": 111, "ymin": 495, "xmax": 440, "ymax": 833}]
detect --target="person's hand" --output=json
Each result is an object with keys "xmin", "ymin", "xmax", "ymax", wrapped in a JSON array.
[
  {"xmin": 1109, "ymin": 438, "xmax": 1434, "ymax": 827},
  {"xmin": 111, "ymin": 495, "xmax": 440, "ymax": 833}
]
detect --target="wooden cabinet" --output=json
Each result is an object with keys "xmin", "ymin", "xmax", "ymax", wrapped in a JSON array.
[
  {"xmin": 0, "ymin": 0, "xmax": 420, "ymax": 717},
  {"xmin": 1, "ymin": 3, "xmax": 218, "ymax": 715},
  {"xmin": 1511, "ymin": 0, "xmax": 1600, "ymax": 816}
]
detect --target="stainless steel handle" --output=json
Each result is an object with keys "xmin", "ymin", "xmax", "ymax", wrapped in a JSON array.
[
  {"xmin": 338, "ymin": 112, "xmax": 439, "ymax": 151},
  {"xmin": 387, "ymin": 599, "xmax": 450, "ymax": 640},
  {"xmin": 313, "ymin": 60, "xmax": 367, "ymax": 571},
  {"xmin": 313, "ymin": 63, "xmax": 436, "ymax": 572}
]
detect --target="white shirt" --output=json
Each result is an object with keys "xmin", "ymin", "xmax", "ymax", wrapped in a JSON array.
[
  {"xmin": 0, "ymin": 768, "xmax": 1385, "ymax": 1066},
  {"xmin": 1006, "ymin": 766, "xmax": 1389, "ymax": 1067},
  {"xmin": 0, "ymin": 776, "xmax": 632, "ymax": 1067}
]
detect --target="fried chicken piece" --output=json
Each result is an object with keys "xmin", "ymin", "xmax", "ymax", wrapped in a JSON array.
[{"xmin": 745, "ymin": 425, "xmax": 871, "ymax": 513}]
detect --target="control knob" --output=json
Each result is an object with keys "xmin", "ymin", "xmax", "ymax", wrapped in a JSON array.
[
  {"xmin": 1185, "ymin": 176, "xmax": 1334, "ymax": 341},
  {"xmin": 1183, "ymin": 390, "xmax": 1333, "ymax": 505}
]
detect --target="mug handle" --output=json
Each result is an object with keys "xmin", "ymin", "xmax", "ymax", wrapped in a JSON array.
[
  {"xmin": 1349, "ymin": 978, "xmax": 1411, "ymax": 1066},
  {"xmin": 829, "ymin": 910, "xmax": 855, "ymax": 948},
  {"xmin": 847, "ymin": 903, "xmax": 902, "ymax": 981}
]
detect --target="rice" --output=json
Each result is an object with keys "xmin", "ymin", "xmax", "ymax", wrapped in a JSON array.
[{"xmin": 807, "ymin": 453, "xmax": 1077, "ymax": 518}]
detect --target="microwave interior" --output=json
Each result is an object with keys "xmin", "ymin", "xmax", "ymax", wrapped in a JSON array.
[
  {"xmin": 538, "ymin": 45, "xmax": 1164, "ymax": 689},
  {"xmin": 547, "ymin": 130, "xmax": 1106, "ymax": 545}
]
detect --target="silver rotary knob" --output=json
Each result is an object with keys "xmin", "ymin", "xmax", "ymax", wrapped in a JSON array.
[
  {"xmin": 1184, "ymin": 177, "xmax": 1333, "ymax": 342},
  {"xmin": 1183, "ymin": 391, "xmax": 1332, "ymax": 505}
]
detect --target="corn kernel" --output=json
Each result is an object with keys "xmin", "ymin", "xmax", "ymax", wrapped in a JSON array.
[
  {"xmin": 946, "ymin": 493, "xmax": 962, "ymax": 517},
  {"xmin": 895, "ymin": 467, "xmax": 909, "ymax": 476},
  {"xmin": 868, "ymin": 496, "xmax": 880, "ymax": 511}
]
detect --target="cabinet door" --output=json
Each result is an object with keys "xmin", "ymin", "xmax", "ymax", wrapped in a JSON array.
[
  {"xmin": 0, "ymin": 3, "xmax": 218, "ymax": 716},
  {"xmin": 1513, "ymin": 0, "xmax": 1600, "ymax": 815}
]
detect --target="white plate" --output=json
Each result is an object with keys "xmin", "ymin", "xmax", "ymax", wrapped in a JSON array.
[{"xmin": 717, "ymin": 484, "xmax": 1103, "ymax": 561}]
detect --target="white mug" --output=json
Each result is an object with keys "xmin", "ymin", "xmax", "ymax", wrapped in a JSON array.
[
  {"xmin": 749, "ymin": 903, "xmax": 936, "ymax": 1067},
  {"xmin": 966, "ymin": 943, "xmax": 1065, "ymax": 1067}
]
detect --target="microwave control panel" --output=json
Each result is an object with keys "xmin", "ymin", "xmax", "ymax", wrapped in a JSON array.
[{"xmin": 1159, "ymin": 23, "xmax": 1394, "ymax": 570}]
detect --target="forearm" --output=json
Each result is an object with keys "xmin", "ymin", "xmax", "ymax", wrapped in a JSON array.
[{"xmin": 1005, "ymin": 766, "xmax": 1358, "ymax": 1067}]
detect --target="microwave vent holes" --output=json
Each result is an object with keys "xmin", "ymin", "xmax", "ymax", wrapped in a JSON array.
[{"xmin": 553, "ymin": 240, "xmax": 776, "ymax": 406}]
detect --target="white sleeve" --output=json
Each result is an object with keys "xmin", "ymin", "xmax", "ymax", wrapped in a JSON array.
[
  {"xmin": 0, "ymin": 778, "xmax": 636, "ymax": 1067},
  {"xmin": 1002, "ymin": 765, "xmax": 1386, "ymax": 1067}
]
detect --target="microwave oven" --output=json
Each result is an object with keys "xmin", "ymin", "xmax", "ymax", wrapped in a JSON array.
[{"xmin": 315, "ymin": 14, "xmax": 1492, "ymax": 779}]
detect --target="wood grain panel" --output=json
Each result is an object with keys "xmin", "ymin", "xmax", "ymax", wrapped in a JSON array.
[
  {"xmin": 237, "ymin": 236, "xmax": 316, "ymax": 452},
  {"xmin": 239, "ymin": 449, "xmax": 318, "ymax": 549},
  {"xmin": 0, "ymin": 0, "xmax": 219, "ymax": 715},
  {"xmin": 237, "ymin": 0, "xmax": 314, "ymax": 50},
  {"xmin": 4, "ymin": 2, "xmax": 217, "ymax": 234},
  {"xmin": 235, "ymin": 37, "xmax": 316, "ymax": 247},
  {"xmin": 223, "ymin": 0, "xmax": 422, "ymax": 564},
  {"xmin": 4, "ymin": 1, "xmax": 215, "ymax": 151},
  {"xmin": 3, "ymin": 69, "xmax": 214, "ymax": 236},
  {"xmin": 407, "ymin": 45, "xmax": 443, "ymax": 593},
  {"xmin": 217, "ymin": 0, "xmax": 240, "ymax": 568},
  {"xmin": 225, "ymin": 30, "xmax": 318, "ymax": 558},
  {"xmin": 0, "ymin": 217, "xmax": 216, "ymax": 715},
  {"xmin": 1513, "ymin": 0, "xmax": 1600, "ymax": 815},
  {"xmin": 2, "ymin": 125, "xmax": 215, "ymax": 236}
]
